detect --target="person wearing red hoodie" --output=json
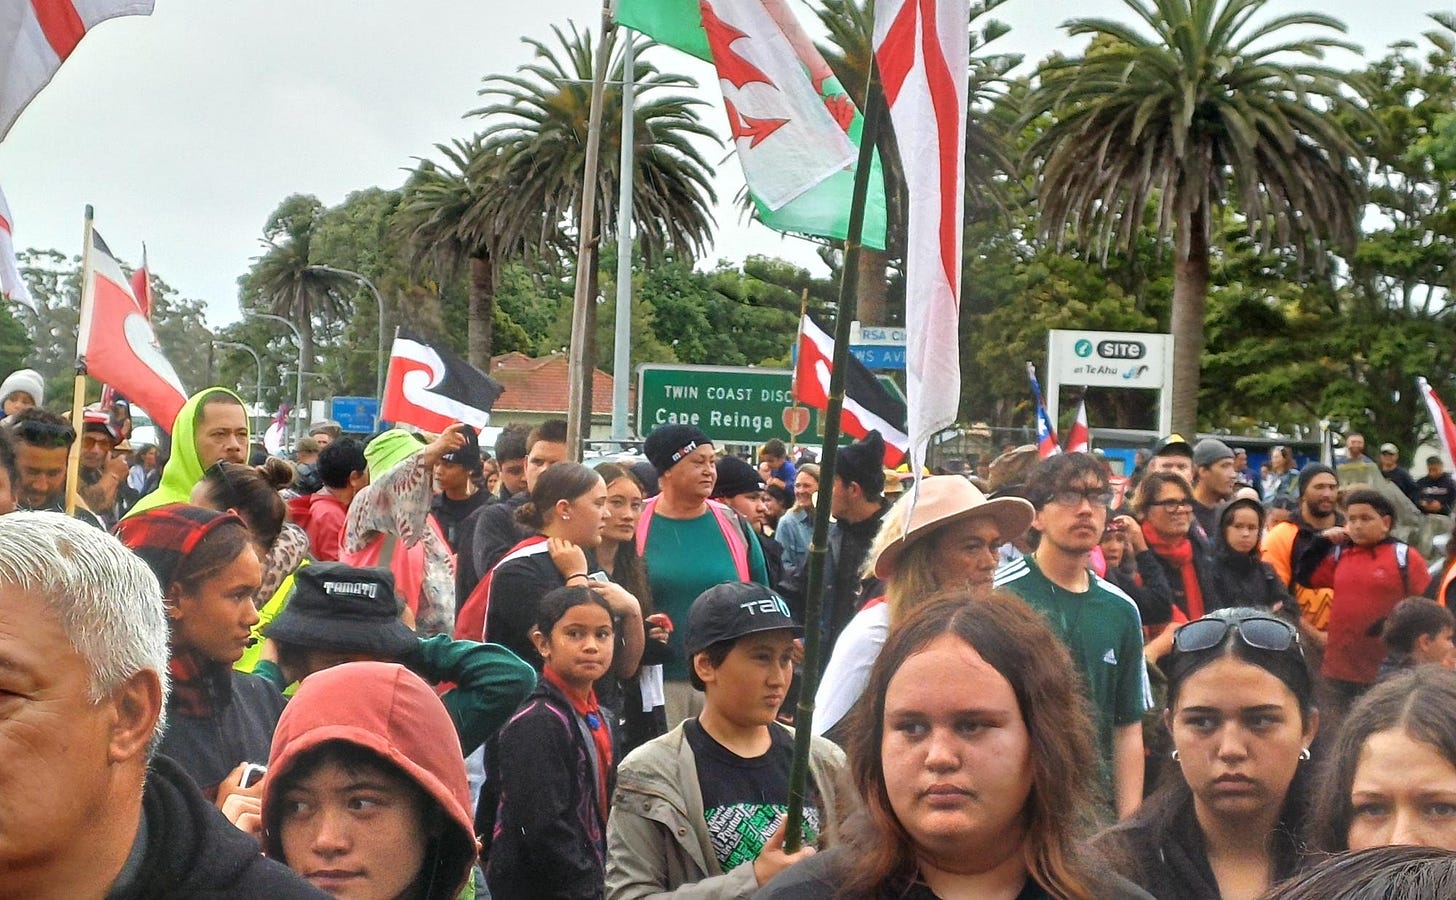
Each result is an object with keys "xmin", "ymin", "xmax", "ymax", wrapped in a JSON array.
[
  {"xmin": 261, "ymin": 661, "xmax": 478, "ymax": 900},
  {"xmin": 1297, "ymin": 487, "xmax": 1431, "ymax": 720}
]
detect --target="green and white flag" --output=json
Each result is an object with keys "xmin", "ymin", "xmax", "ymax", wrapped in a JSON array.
[{"xmin": 616, "ymin": 0, "xmax": 888, "ymax": 250}]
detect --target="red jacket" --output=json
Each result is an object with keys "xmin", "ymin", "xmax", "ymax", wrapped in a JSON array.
[
  {"xmin": 1306, "ymin": 539, "xmax": 1430, "ymax": 683},
  {"xmin": 300, "ymin": 491, "xmax": 348, "ymax": 562}
]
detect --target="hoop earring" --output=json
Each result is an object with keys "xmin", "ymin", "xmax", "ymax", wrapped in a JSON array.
[
  {"xmin": 1170, "ymin": 750, "xmax": 1180, "ymax": 762},
  {"xmin": 1300, "ymin": 747, "xmax": 1311, "ymax": 761}
]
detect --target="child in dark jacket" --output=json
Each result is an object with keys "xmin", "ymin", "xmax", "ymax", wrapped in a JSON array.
[
  {"xmin": 488, "ymin": 586, "xmax": 616, "ymax": 900},
  {"xmin": 1206, "ymin": 497, "xmax": 1297, "ymax": 615}
]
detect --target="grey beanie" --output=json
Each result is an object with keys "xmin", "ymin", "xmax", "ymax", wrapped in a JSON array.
[{"xmin": 0, "ymin": 369, "xmax": 43, "ymax": 407}]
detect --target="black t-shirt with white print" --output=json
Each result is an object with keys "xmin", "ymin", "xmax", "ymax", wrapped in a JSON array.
[{"xmin": 684, "ymin": 718, "xmax": 821, "ymax": 873}]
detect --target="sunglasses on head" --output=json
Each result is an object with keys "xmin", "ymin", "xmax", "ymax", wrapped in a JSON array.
[{"xmin": 1173, "ymin": 615, "xmax": 1300, "ymax": 655}]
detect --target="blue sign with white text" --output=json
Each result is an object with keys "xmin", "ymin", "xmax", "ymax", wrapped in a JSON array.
[
  {"xmin": 850, "ymin": 345, "xmax": 906, "ymax": 370},
  {"xmin": 330, "ymin": 396, "xmax": 380, "ymax": 433}
]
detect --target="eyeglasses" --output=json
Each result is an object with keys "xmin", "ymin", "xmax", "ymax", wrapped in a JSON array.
[
  {"xmin": 1173, "ymin": 615, "xmax": 1300, "ymax": 655},
  {"xmin": 1148, "ymin": 498, "xmax": 1193, "ymax": 511},
  {"xmin": 1046, "ymin": 488, "xmax": 1113, "ymax": 509}
]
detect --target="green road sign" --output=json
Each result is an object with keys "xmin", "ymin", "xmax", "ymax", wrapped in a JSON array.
[{"xmin": 637, "ymin": 364, "xmax": 901, "ymax": 444}]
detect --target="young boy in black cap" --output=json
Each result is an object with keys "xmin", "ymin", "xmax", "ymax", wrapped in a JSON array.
[
  {"xmin": 430, "ymin": 424, "xmax": 491, "ymax": 551},
  {"xmin": 255, "ymin": 561, "xmax": 536, "ymax": 754},
  {"xmin": 607, "ymin": 582, "xmax": 847, "ymax": 898}
]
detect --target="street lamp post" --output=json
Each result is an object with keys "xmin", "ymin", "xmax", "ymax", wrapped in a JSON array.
[
  {"xmin": 306, "ymin": 264, "xmax": 386, "ymax": 429},
  {"xmin": 213, "ymin": 340, "xmax": 263, "ymax": 430},
  {"xmin": 246, "ymin": 312, "xmax": 306, "ymax": 446}
]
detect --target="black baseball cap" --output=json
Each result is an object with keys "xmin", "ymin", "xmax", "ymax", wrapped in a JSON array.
[{"xmin": 684, "ymin": 582, "xmax": 802, "ymax": 656}]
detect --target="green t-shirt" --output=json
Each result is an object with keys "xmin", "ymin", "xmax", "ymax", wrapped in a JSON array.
[
  {"xmin": 994, "ymin": 554, "xmax": 1150, "ymax": 769},
  {"xmin": 644, "ymin": 508, "xmax": 769, "ymax": 680}
]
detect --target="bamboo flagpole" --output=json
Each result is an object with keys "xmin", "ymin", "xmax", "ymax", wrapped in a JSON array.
[
  {"xmin": 65, "ymin": 206, "xmax": 96, "ymax": 517},
  {"xmin": 565, "ymin": 4, "xmax": 615, "ymax": 462},
  {"xmin": 782, "ymin": 61, "xmax": 887, "ymax": 852}
]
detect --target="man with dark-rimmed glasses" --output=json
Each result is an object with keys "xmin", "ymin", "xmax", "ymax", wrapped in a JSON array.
[
  {"xmin": 996, "ymin": 452, "xmax": 1150, "ymax": 821},
  {"xmin": 4, "ymin": 407, "xmax": 103, "ymax": 528}
]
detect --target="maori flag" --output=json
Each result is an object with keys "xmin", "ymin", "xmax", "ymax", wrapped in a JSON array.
[
  {"xmin": 77, "ymin": 225, "xmax": 186, "ymax": 432},
  {"xmin": 874, "ymin": 0, "xmax": 967, "ymax": 476},
  {"xmin": 382, "ymin": 329, "xmax": 504, "ymax": 433},
  {"xmin": 795, "ymin": 314, "xmax": 909, "ymax": 466}
]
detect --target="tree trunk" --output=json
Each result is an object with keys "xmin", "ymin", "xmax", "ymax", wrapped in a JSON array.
[
  {"xmin": 467, "ymin": 253, "xmax": 495, "ymax": 369},
  {"xmin": 579, "ymin": 244, "xmax": 600, "ymax": 443},
  {"xmin": 856, "ymin": 247, "xmax": 890, "ymax": 325},
  {"xmin": 1170, "ymin": 206, "xmax": 1210, "ymax": 437}
]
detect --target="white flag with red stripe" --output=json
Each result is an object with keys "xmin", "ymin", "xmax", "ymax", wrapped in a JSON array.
[
  {"xmin": 1065, "ymin": 399, "xmax": 1090, "ymax": 453},
  {"xmin": 1418, "ymin": 376, "xmax": 1456, "ymax": 469},
  {"xmin": 0, "ymin": 184, "xmax": 34, "ymax": 309},
  {"xmin": 1, "ymin": 1, "xmax": 155, "ymax": 140},
  {"xmin": 78, "ymin": 225, "xmax": 187, "ymax": 432},
  {"xmin": 873, "ymin": 0, "xmax": 967, "ymax": 476}
]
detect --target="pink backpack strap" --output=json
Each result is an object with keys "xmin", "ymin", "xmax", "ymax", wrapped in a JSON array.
[
  {"xmin": 706, "ymin": 499, "xmax": 751, "ymax": 582},
  {"xmin": 636, "ymin": 496, "xmax": 751, "ymax": 583},
  {"xmin": 635, "ymin": 494, "xmax": 661, "ymax": 556}
]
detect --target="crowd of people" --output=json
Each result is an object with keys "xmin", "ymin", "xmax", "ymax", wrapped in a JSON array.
[{"xmin": 7, "ymin": 367, "xmax": 1456, "ymax": 898}]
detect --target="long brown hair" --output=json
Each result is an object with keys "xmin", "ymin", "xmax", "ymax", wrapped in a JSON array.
[
  {"xmin": 595, "ymin": 462, "xmax": 653, "ymax": 614},
  {"xmin": 836, "ymin": 591, "xmax": 1104, "ymax": 898},
  {"xmin": 1310, "ymin": 667, "xmax": 1456, "ymax": 853}
]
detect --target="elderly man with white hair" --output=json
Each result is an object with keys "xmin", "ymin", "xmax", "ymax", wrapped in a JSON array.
[{"xmin": 0, "ymin": 512, "xmax": 320, "ymax": 898}]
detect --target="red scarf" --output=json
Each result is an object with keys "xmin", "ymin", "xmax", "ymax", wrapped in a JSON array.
[
  {"xmin": 543, "ymin": 666, "xmax": 612, "ymax": 820},
  {"xmin": 1142, "ymin": 520, "xmax": 1204, "ymax": 620}
]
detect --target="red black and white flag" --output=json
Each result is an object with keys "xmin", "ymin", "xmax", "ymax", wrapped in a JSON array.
[
  {"xmin": 382, "ymin": 329, "xmax": 504, "ymax": 433},
  {"xmin": 2, "ymin": 1, "xmax": 155, "ymax": 140},
  {"xmin": 794, "ymin": 314, "xmax": 909, "ymax": 466},
  {"xmin": 77, "ymin": 225, "xmax": 187, "ymax": 432}
]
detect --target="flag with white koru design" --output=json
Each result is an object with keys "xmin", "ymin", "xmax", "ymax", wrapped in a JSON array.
[{"xmin": 381, "ymin": 329, "xmax": 504, "ymax": 434}]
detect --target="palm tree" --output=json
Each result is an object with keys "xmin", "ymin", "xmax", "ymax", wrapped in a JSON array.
[
  {"xmin": 394, "ymin": 138, "xmax": 532, "ymax": 367},
  {"xmin": 1025, "ymin": 0, "xmax": 1366, "ymax": 434},
  {"xmin": 471, "ymin": 22, "xmax": 718, "ymax": 419},
  {"xmin": 242, "ymin": 194, "xmax": 354, "ymax": 390}
]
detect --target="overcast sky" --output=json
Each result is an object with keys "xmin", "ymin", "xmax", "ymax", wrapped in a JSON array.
[{"xmin": 1, "ymin": 0, "xmax": 1450, "ymax": 328}]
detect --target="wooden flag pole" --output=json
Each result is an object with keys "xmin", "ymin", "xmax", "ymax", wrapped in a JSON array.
[
  {"xmin": 65, "ymin": 206, "xmax": 96, "ymax": 517},
  {"xmin": 783, "ymin": 59, "xmax": 886, "ymax": 852}
]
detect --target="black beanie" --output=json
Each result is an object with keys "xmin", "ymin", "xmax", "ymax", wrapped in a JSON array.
[
  {"xmin": 1297, "ymin": 462, "xmax": 1337, "ymax": 497},
  {"xmin": 713, "ymin": 456, "xmax": 765, "ymax": 499},
  {"xmin": 836, "ymin": 431, "xmax": 887, "ymax": 496},
  {"xmin": 644, "ymin": 424, "xmax": 713, "ymax": 475}
]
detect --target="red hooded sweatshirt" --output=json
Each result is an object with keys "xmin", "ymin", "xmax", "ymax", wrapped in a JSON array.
[{"xmin": 261, "ymin": 662, "xmax": 477, "ymax": 899}]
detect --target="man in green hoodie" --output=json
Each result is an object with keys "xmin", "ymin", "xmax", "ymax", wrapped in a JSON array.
[{"xmin": 125, "ymin": 388, "xmax": 250, "ymax": 518}]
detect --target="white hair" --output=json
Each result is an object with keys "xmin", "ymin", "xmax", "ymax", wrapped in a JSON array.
[{"xmin": 0, "ymin": 512, "xmax": 170, "ymax": 743}]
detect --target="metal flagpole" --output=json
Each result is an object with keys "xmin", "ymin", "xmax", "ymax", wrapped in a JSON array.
[
  {"xmin": 611, "ymin": 30, "xmax": 637, "ymax": 449},
  {"xmin": 783, "ymin": 60, "xmax": 886, "ymax": 852},
  {"xmin": 565, "ymin": 6, "xmax": 615, "ymax": 461}
]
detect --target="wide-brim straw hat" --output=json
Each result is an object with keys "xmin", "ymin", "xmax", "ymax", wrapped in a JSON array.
[{"xmin": 873, "ymin": 475, "xmax": 1035, "ymax": 579}]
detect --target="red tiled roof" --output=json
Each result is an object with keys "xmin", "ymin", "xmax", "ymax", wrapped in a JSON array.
[{"xmin": 490, "ymin": 352, "xmax": 618, "ymax": 415}]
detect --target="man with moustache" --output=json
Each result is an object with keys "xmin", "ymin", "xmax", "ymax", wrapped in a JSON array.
[
  {"xmin": 996, "ymin": 452, "xmax": 1149, "ymax": 820},
  {"xmin": 1262, "ymin": 463, "xmax": 1343, "ymax": 648}
]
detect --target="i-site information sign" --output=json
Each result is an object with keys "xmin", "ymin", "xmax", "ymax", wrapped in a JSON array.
[{"xmin": 1046, "ymin": 330, "xmax": 1173, "ymax": 437}]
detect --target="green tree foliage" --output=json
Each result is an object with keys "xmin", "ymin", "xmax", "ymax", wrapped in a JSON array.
[
  {"xmin": 0, "ymin": 302, "xmax": 29, "ymax": 377},
  {"xmin": 1026, "ymin": 0, "xmax": 1367, "ymax": 435}
]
